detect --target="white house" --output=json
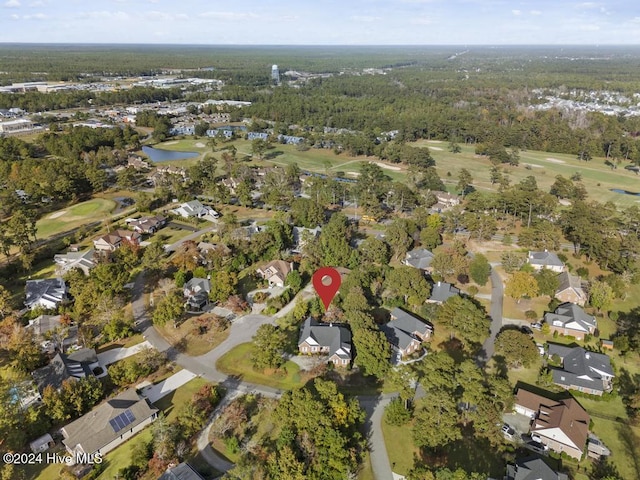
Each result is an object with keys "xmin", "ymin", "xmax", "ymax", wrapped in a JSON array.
[
  {"xmin": 24, "ymin": 278, "xmax": 68, "ymax": 310},
  {"xmin": 171, "ymin": 200, "xmax": 219, "ymax": 220}
]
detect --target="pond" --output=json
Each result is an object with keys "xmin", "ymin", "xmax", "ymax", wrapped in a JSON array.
[
  {"xmin": 610, "ymin": 188, "xmax": 640, "ymax": 196},
  {"xmin": 142, "ymin": 145, "xmax": 199, "ymax": 163}
]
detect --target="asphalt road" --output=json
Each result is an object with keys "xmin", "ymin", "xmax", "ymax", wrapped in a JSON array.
[{"xmin": 478, "ymin": 266, "xmax": 504, "ymax": 365}]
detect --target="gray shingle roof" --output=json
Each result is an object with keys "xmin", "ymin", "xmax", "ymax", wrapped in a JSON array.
[
  {"xmin": 550, "ymin": 346, "xmax": 614, "ymax": 393},
  {"xmin": 159, "ymin": 463, "xmax": 205, "ymax": 480},
  {"xmin": 62, "ymin": 388, "xmax": 157, "ymax": 455},
  {"xmin": 528, "ymin": 251, "xmax": 564, "ymax": 268},
  {"xmin": 405, "ymin": 248, "xmax": 435, "ymax": 270},
  {"xmin": 298, "ymin": 318, "xmax": 352, "ymax": 360},
  {"xmin": 24, "ymin": 277, "xmax": 67, "ymax": 309},
  {"xmin": 544, "ymin": 302, "xmax": 596, "ymax": 333},
  {"xmin": 32, "ymin": 348, "xmax": 97, "ymax": 392},
  {"xmin": 382, "ymin": 308, "xmax": 433, "ymax": 351},
  {"xmin": 429, "ymin": 281, "xmax": 460, "ymax": 303},
  {"xmin": 556, "ymin": 272, "xmax": 584, "ymax": 294},
  {"xmin": 507, "ymin": 456, "xmax": 568, "ymax": 480}
]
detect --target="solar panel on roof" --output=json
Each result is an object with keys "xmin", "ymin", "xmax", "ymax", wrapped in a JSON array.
[{"xmin": 109, "ymin": 409, "xmax": 136, "ymax": 433}]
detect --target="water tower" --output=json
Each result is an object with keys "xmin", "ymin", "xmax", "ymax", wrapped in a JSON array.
[{"xmin": 271, "ymin": 64, "xmax": 280, "ymax": 84}]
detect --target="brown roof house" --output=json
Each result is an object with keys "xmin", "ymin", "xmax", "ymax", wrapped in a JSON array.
[
  {"xmin": 515, "ymin": 388, "xmax": 590, "ymax": 460},
  {"xmin": 544, "ymin": 303, "xmax": 596, "ymax": 341},
  {"xmin": 62, "ymin": 388, "xmax": 158, "ymax": 460},
  {"xmin": 93, "ymin": 229, "xmax": 141, "ymax": 252},
  {"xmin": 555, "ymin": 272, "xmax": 587, "ymax": 306},
  {"xmin": 256, "ymin": 260, "xmax": 293, "ymax": 287},
  {"xmin": 298, "ymin": 317, "xmax": 352, "ymax": 366},
  {"xmin": 126, "ymin": 215, "xmax": 166, "ymax": 234},
  {"xmin": 380, "ymin": 308, "xmax": 433, "ymax": 363}
]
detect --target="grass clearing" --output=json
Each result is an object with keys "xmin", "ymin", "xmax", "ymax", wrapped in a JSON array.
[
  {"xmin": 156, "ymin": 314, "xmax": 231, "ymax": 356},
  {"xmin": 380, "ymin": 421, "xmax": 419, "ymax": 475},
  {"xmin": 35, "ymin": 198, "xmax": 116, "ymax": 239},
  {"xmin": 216, "ymin": 342, "xmax": 305, "ymax": 390}
]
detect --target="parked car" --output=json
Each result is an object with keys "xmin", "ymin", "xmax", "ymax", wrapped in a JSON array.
[
  {"xmin": 502, "ymin": 424, "xmax": 516, "ymax": 439},
  {"xmin": 525, "ymin": 441, "xmax": 549, "ymax": 455},
  {"xmin": 521, "ymin": 325, "xmax": 534, "ymax": 336},
  {"xmin": 530, "ymin": 322, "xmax": 542, "ymax": 330},
  {"xmin": 531, "ymin": 433, "xmax": 543, "ymax": 443},
  {"xmin": 536, "ymin": 343, "xmax": 545, "ymax": 356}
]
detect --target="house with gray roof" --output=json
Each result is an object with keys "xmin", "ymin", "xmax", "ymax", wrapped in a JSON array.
[
  {"xmin": 159, "ymin": 462, "xmax": 205, "ymax": 480},
  {"xmin": 528, "ymin": 250, "xmax": 565, "ymax": 272},
  {"xmin": 298, "ymin": 317, "xmax": 352, "ymax": 366},
  {"xmin": 183, "ymin": 277, "xmax": 211, "ymax": 311},
  {"xmin": 32, "ymin": 348, "xmax": 99, "ymax": 393},
  {"xmin": 544, "ymin": 303, "xmax": 596, "ymax": 340},
  {"xmin": 24, "ymin": 277, "xmax": 68, "ymax": 310},
  {"xmin": 292, "ymin": 226, "xmax": 321, "ymax": 253},
  {"xmin": 404, "ymin": 248, "xmax": 435, "ymax": 271},
  {"xmin": 555, "ymin": 272, "xmax": 587, "ymax": 306},
  {"xmin": 427, "ymin": 281, "xmax": 460, "ymax": 304},
  {"xmin": 380, "ymin": 308, "xmax": 433, "ymax": 360},
  {"xmin": 53, "ymin": 249, "xmax": 97, "ymax": 276},
  {"xmin": 506, "ymin": 456, "xmax": 568, "ymax": 480},
  {"xmin": 170, "ymin": 200, "xmax": 219, "ymax": 220},
  {"xmin": 547, "ymin": 345, "xmax": 614, "ymax": 396},
  {"xmin": 26, "ymin": 314, "xmax": 77, "ymax": 352},
  {"xmin": 62, "ymin": 388, "xmax": 158, "ymax": 459}
]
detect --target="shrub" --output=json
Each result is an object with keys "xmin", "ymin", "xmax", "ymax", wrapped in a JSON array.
[
  {"xmin": 467, "ymin": 285, "xmax": 478, "ymax": 296},
  {"xmin": 553, "ymin": 330, "xmax": 559, "ymax": 339},
  {"xmin": 525, "ymin": 310, "xmax": 538, "ymax": 320},
  {"xmin": 576, "ymin": 267, "xmax": 589, "ymax": 278},
  {"xmin": 384, "ymin": 398, "xmax": 412, "ymax": 426}
]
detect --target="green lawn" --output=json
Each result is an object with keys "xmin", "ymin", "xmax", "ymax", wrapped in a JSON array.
[
  {"xmin": 216, "ymin": 343, "xmax": 304, "ymax": 390},
  {"xmin": 358, "ymin": 451, "xmax": 375, "ymax": 480},
  {"xmin": 416, "ymin": 139, "xmax": 640, "ymax": 209},
  {"xmin": 380, "ymin": 421, "xmax": 419, "ymax": 475},
  {"xmin": 35, "ymin": 198, "xmax": 116, "ymax": 239}
]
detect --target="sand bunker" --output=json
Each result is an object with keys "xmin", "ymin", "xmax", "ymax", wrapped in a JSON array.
[
  {"xmin": 48, "ymin": 210, "xmax": 67, "ymax": 219},
  {"xmin": 346, "ymin": 171, "xmax": 360, "ymax": 177},
  {"xmin": 195, "ymin": 142, "xmax": 206, "ymax": 148},
  {"xmin": 163, "ymin": 141, "xmax": 178, "ymax": 145},
  {"xmin": 429, "ymin": 146, "xmax": 443, "ymax": 151},
  {"xmin": 523, "ymin": 163, "xmax": 543, "ymax": 169},
  {"xmin": 375, "ymin": 162, "xmax": 401, "ymax": 171},
  {"xmin": 545, "ymin": 157, "xmax": 566, "ymax": 164}
]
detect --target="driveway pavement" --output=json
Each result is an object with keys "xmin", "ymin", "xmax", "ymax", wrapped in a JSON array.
[
  {"xmin": 477, "ymin": 267, "xmax": 504, "ymax": 365},
  {"xmin": 360, "ymin": 396, "xmax": 394, "ymax": 480},
  {"xmin": 142, "ymin": 369, "xmax": 198, "ymax": 403},
  {"xmin": 97, "ymin": 340, "xmax": 153, "ymax": 367}
]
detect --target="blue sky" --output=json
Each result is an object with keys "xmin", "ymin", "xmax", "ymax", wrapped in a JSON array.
[{"xmin": 2, "ymin": 0, "xmax": 639, "ymax": 44}]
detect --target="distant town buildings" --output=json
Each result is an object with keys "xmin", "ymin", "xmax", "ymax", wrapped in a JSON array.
[{"xmin": 271, "ymin": 64, "xmax": 280, "ymax": 84}]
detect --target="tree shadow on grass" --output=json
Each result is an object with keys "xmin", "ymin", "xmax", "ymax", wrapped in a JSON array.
[
  {"xmin": 615, "ymin": 422, "xmax": 640, "ymax": 480},
  {"xmin": 421, "ymin": 426, "xmax": 503, "ymax": 477}
]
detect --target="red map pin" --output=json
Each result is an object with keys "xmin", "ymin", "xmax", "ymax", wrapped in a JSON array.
[{"xmin": 312, "ymin": 267, "xmax": 342, "ymax": 310}]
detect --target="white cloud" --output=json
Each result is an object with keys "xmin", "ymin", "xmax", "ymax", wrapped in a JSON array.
[
  {"xmin": 530, "ymin": 10, "xmax": 542, "ymax": 15},
  {"xmin": 77, "ymin": 10, "xmax": 131, "ymax": 21},
  {"xmin": 145, "ymin": 11, "xmax": 188, "ymax": 21},
  {"xmin": 28, "ymin": 0, "xmax": 45, "ymax": 6},
  {"xmin": 410, "ymin": 16, "xmax": 432, "ymax": 25},
  {"xmin": 579, "ymin": 24, "xmax": 600, "ymax": 31},
  {"xmin": 576, "ymin": 2, "xmax": 599, "ymax": 9},
  {"xmin": 198, "ymin": 11, "xmax": 258, "ymax": 21},
  {"xmin": 512, "ymin": 9, "xmax": 521, "ymax": 16},
  {"xmin": 351, "ymin": 15, "xmax": 380, "ymax": 23},
  {"xmin": 4, "ymin": 0, "xmax": 21, "ymax": 8}
]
